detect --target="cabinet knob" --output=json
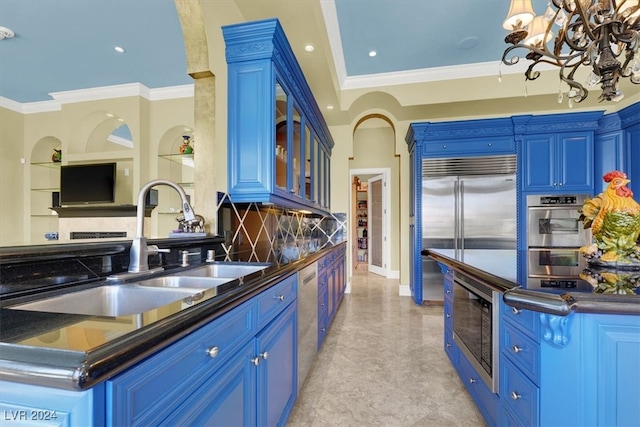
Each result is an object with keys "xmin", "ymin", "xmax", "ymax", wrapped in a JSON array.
[
  {"xmin": 251, "ymin": 357, "xmax": 261, "ymax": 366},
  {"xmin": 511, "ymin": 307, "xmax": 522, "ymax": 315},
  {"xmin": 512, "ymin": 345, "xmax": 523, "ymax": 353},
  {"xmin": 487, "ymin": 143, "xmax": 492, "ymax": 147},
  {"xmin": 321, "ymin": 328, "xmax": 326, "ymax": 332},
  {"xmin": 446, "ymin": 313, "xmax": 451, "ymax": 318},
  {"xmin": 260, "ymin": 351, "xmax": 269, "ymax": 360},
  {"xmin": 275, "ymin": 294, "xmax": 285, "ymax": 301},
  {"xmin": 446, "ymin": 343, "xmax": 452, "ymax": 348},
  {"xmin": 558, "ymin": 182, "xmax": 563, "ymax": 187},
  {"xmin": 510, "ymin": 391, "xmax": 522, "ymax": 400},
  {"xmin": 469, "ymin": 378, "xmax": 477, "ymax": 384},
  {"xmin": 442, "ymin": 145, "xmax": 447, "ymax": 149},
  {"xmin": 445, "ymin": 289, "xmax": 452, "ymax": 294},
  {"xmin": 206, "ymin": 346, "xmax": 219, "ymax": 358}
]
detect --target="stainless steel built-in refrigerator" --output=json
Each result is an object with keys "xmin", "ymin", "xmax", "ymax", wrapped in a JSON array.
[{"xmin": 421, "ymin": 156, "xmax": 517, "ymax": 301}]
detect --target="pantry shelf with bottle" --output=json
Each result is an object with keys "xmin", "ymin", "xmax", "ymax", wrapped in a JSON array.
[{"xmin": 352, "ymin": 177, "xmax": 369, "ymax": 269}]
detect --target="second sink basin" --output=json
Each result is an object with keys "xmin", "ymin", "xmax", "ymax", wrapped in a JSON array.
[
  {"xmin": 181, "ymin": 262, "xmax": 270, "ymax": 279},
  {"xmin": 9, "ymin": 284, "xmax": 202, "ymax": 317},
  {"xmin": 135, "ymin": 276, "xmax": 235, "ymax": 290}
]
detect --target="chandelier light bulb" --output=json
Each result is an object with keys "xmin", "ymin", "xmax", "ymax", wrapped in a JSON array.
[{"xmin": 501, "ymin": 0, "xmax": 639, "ymax": 102}]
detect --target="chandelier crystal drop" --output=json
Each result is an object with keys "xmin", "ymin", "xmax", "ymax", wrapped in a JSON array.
[{"xmin": 502, "ymin": 0, "xmax": 640, "ymax": 102}]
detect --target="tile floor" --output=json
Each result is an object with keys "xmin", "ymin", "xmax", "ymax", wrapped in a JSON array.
[{"xmin": 287, "ymin": 268, "xmax": 486, "ymax": 427}]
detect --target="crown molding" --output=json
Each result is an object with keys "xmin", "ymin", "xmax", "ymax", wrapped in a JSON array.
[
  {"xmin": 1, "ymin": 83, "xmax": 195, "ymax": 115},
  {"xmin": 341, "ymin": 60, "xmax": 556, "ymax": 91},
  {"xmin": 320, "ymin": 0, "xmax": 347, "ymax": 88},
  {"xmin": 0, "ymin": 96, "xmax": 60, "ymax": 114}
]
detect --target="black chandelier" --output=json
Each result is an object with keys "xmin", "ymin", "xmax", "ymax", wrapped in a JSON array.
[{"xmin": 502, "ymin": 0, "xmax": 640, "ymax": 103}]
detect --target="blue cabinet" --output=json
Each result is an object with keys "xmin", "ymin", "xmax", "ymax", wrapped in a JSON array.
[
  {"xmin": 514, "ymin": 111, "xmax": 602, "ymax": 194},
  {"xmin": 222, "ymin": 18, "xmax": 333, "ymax": 213},
  {"xmin": 317, "ymin": 247, "xmax": 346, "ymax": 349},
  {"xmin": 106, "ymin": 273, "xmax": 298, "ymax": 426},
  {"xmin": 521, "ymin": 132, "xmax": 594, "ymax": 193},
  {"xmin": 597, "ymin": 102, "xmax": 640, "ymax": 194},
  {"xmin": 499, "ymin": 300, "xmax": 640, "ymax": 426},
  {"xmin": 0, "ymin": 381, "xmax": 102, "ymax": 427}
]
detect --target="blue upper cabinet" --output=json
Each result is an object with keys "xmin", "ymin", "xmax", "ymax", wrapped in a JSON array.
[
  {"xmin": 514, "ymin": 111, "xmax": 602, "ymax": 194},
  {"xmin": 222, "ymin": 18, "xmax": 334, "ymax": 214},
  {"xmin": 596, "ymin": 103, "xmax": 640, "ymax": 194}
]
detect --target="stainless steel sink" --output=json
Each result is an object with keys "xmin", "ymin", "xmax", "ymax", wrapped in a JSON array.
[
  {"xmin": 8, "ymin": 284, "xmax": 202, "ymax": 317},
  {"xmin": 181, "ymin": 262, "xmax": 270, "ymax": 279},
  {"xmin": 135, "ymin": 276, "xmax": 234, "ymax": 289}
]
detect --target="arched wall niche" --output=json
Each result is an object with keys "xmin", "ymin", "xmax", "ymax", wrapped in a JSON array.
[
  {"xmin": 153, "ymin": 125, "xmax": 196, "ymax": 237},
  {"xmin": 30, "ymin": 136, "xmax": 63, "ymax": 164}
]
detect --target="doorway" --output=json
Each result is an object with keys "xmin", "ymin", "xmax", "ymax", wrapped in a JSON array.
[{"xmin": 350, "ymin": 168, "xmax": 390, "ymax": 277}]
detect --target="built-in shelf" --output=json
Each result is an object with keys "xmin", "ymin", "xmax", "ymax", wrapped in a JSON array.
[
  {"xmin": 30, "ymin": 161, "xmax": 61, "ymax": 169},
  {"xmin": 158, "ymin": 153, "xmax": 195, "ymax": 167}
]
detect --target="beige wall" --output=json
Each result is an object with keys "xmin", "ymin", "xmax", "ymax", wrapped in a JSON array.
[
  {"xmin": 0, "ymin": 96, "xmax": 198, "ymax": 246},
  {"xmin": 0, "ymin": 108, "xmax": 26, "ymax": 246}
]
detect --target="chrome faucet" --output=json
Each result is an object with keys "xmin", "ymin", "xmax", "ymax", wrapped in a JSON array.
[{"xmin": 128, "ymin": 179, "xmax": 196, "ymax": 273}]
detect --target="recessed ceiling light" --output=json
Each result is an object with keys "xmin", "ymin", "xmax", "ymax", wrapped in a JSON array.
[
  {"xmin": 114, "ymin": 46, "xmax": 126, "ymax": 53},
  {"xmin": 106, "ymin": 113, "xmax": 114, "ymax": 118},
  {"xmin": 304, "ymin": 44, "xmax": 315, "ymax": 52},
  {"xmin": 326, "ymin": 105, "xmax": 334, "ymax": 110},
  {"xmin": 368, "ymin": 50, "xmax": 377, "ymax": 57},
  {"xmin": 0, "ymin": 26, "xmax": 15, "ymax": 40}
]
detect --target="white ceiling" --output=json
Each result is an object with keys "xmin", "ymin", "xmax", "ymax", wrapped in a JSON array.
[{"xmin": 0, "ymin": 0, "xmax": 637, "ymax": 125}]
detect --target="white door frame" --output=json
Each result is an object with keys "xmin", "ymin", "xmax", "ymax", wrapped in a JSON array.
[
  {"xmin": 349, "ymin": 167, "xmax": 391, "ymax": 278},
  {"xmin": 367, "ymin": 174, "xmax": 385, "ymax": 276}
]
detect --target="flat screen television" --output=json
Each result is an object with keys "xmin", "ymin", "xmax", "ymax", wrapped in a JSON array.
[{"xmin": 60, "ymin": 162, "xmax": 116, "ymax": 205}]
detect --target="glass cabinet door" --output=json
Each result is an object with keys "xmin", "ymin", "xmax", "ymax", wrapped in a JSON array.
[
  {"xmin": 304, "ymin": 125, "xmax": 312, "ymax": 202},
  {"xmin": 318, "ymin": 144, "xmax": 325, "ymax": 208},
  {"xmin": 292, "ymin": 105, "xmax": 302, "ymax": 198},
  {"xmin": 275, "ymin": 81, "xmax": 288, "ymax": 191}
]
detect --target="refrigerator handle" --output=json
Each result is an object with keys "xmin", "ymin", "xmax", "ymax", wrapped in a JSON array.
[
  {"xmin": 454, "ymin": 180, "xmax": 459, "ymax": 255},
  {"xmin": 460, "ymin": 180, "xmax": 465, "ymax": 260}
]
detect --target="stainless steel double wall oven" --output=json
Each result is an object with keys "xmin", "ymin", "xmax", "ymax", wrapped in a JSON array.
[{"xmin": 526, "ymin": 194, "xmax": 592, "ymax": 289}]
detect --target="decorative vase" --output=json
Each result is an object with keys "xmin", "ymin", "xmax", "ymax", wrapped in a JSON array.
[
  {"xmin": 179, "ymin": 135, "xmax": 194, "ymax": 155},
  {"xmin": 51, "ymin": 149, "xmax": 62, "ymax": 163}
]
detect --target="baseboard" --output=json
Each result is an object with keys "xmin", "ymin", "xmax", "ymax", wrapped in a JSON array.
[
  {"xmin": 388, "ymin": 269, "xmax": 400, "ymax": 279},
  {"xmin": 399, "ymin": 284, "xmax": 411, "ymax": 296}
]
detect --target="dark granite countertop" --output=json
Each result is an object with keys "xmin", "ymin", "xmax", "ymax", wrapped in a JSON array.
[
  {"xmin": 0, "ymin": 242, "xmax": 346, "ymax": 391},
  {"xmin": 423, "ymin": 249, "xmax": 640, "ymax": 316}
]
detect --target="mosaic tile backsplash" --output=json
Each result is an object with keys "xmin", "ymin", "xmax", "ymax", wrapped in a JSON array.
[{"xmin": 216, "ymin": 193, "xmax": 347, "ymax": 264}]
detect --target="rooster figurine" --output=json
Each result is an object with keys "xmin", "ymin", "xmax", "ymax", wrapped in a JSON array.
[{"xmin": 579, "ymin": 171, "xmax": 640, "ymax": 267}]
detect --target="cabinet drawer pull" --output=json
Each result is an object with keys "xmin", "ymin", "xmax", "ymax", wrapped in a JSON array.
[
  {"xmin": 206, "ymin": 346, "xmax": 219, "ymax": 358},
  {"xmin": 511, "ymin": 307, "xmax": 522, "ymax": 315},
  {"xmin": 510, "ymin": 391, "xmax": 522, "ymax": 400},
  {"xmin": 512, "ymin": 345, "xmax": 523, "ymax": 353},
  {"xmin": 251, "ymin": 357, "xmax": 261, "ymax": 366},
  {"xmin": 260, "ymin": 351, "xmax": 269, "ymax": 360},
  {"xmin": 275, "ymin": 294, "xmax": 285, "ymax": 301},
  {"xmin": 469, "ymin": 378, "xmax": 477, "ymax": 384}
]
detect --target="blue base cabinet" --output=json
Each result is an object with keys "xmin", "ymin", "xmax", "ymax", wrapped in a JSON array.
[
  {"xmin": 499, "ymin": 300, "xmax": 640, "ymax": 426},
  {"xmin": 0, "ymin": 381, "xmax": 103, "ymax": 427},
  {"xmin": 317, "ymin": 246, "xmax": 346, "ymax": 349},
  {"xmin": 107, "ymin": 273, "xmax": 298, "ymax": 426}
]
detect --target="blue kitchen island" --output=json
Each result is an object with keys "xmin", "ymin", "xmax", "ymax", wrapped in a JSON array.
[{"xmin": 424, "ymin": 248, "xmax": 640, "ymax": 427}]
